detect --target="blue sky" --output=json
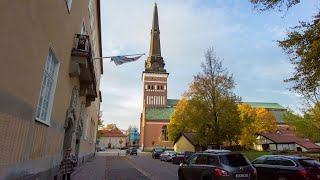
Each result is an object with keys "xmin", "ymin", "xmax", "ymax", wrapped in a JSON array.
[{"xmin": 100, "ymin": 0, "xmax": 318, "ymax": 130}]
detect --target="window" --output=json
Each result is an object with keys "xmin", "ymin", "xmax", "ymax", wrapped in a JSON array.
[
  {"xmin": 35, "ymin": 48, "xmax": 59, "ymax": 124},
  {"xmin": 219, "ymin": 154, "xmax": 249, "ymax": 167},
  {"xmin": 196, "ymin": 155, "xmax": 208, "ymax": 165},
  {"xmin": 299, "ymin": 159, "xmax": 320, "ymax": 168},
  {"xmin": 65, "ymin": 0, "xmax": 73, "ymax": 11},
  {"xmin": 188, "ymin": 155, "xmax": 198, "ymax": 165},
  {"xmin": 208, "ymin": 156, "xmax": 216, "ymax": 165},
  {"xmin": 252, "ymin": 157, "xmax": 266, "ymax": 165},
  {"xmin": 277, "ymin": 158, "xmax": 295, "ymax": 166},
  {"xmin": 162, "ymin": 125, "xmax": 168, "ymax": 141},
  {"xmin": 81, "ymin": 20, "xmax": 86, "ymax": 35}
]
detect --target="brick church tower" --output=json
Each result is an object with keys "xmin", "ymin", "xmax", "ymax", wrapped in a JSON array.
[{"xmin": 140, "ymin": 3, "xmax": 174, "ymax": 150}]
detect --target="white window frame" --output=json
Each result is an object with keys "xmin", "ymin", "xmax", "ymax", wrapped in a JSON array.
[
  {"xmin": 81, "ymin": 19, "xmax": 86, "ymax": 35},
  {"xmin": 35, "ymin": 47, "xmax": 60, "ymax": 125},
  {"xmin": 66, "ymin": 0, "xmax": 73, "ymax": 12}
]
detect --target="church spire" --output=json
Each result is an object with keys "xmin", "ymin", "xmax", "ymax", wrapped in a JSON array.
[{"xmin": 145, "ymin": 2, "xmax": 166, "ymax": 72}]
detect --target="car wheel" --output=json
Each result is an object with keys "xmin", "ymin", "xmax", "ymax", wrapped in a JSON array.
[
  {"xmin": 178, "ymin": 171, "xmax": 185, "ymax": 180},
  {"xmin": 278, "ymin": 176, "xmax": 287, "ymax": 180}
]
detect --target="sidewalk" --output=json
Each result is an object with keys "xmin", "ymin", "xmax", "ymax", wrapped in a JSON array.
[{"xmin": 71, "ymin": 156, "xmax": 106, "ymax": 180}]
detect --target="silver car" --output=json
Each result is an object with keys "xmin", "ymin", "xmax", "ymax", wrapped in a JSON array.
[
  {"xmin": 178, "ymin": 152, "xmax": 257, "ymax": 180},
  {"xmin": 160, "ymin": 150, "xmax": 176, "ymax": 162}
]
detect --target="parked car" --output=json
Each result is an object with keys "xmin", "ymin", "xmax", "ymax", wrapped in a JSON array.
[
  {"xmin": 99, "ymin": 147, "xmax": 106, "ymax": 151},
  {"xmin": 204, "ymin": 149, "xmax": 231, "ymax": 154},
  {"xmin": 252, "ymin": 155, "xmax": 320, "ymax": 180},
  {"xmin": 178, "ymin": 152, "xmax": 257, "ymax": 180},
  {"xmin": 160, "ymin": 150, "xmax": 176, "ymax": 162},
  {"xmin": 125, "ymin": 147, "xmax": 138, "ymax": 155},
  {"xmin": 152, "ymin": 148, "xmax": 164, "ymax": 159},
  {"xmin": 172, "ymin": 151, "xmax": 194, "ymax": 164}
]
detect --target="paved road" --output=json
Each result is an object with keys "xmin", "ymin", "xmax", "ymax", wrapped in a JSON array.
[{"xmin": 71, "ymin": 150, "xmax": 179, "ymax": 180}]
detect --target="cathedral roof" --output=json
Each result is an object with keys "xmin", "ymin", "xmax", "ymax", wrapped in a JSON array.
[
  {"xmin": 145, "ymin": 107, "xmax": 175, "ymax": 120},
  {"xmin": 244, "ymin": 102, "xmax": 286, "ymax": 110}
]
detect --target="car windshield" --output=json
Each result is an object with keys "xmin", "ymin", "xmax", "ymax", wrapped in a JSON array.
[
  {"xmin": 219, "ymin": 154, "xmax": 249, "ymax": 167},
  {"xmin": 299, "ymin": 159, "xmax": 320, "ymax": 168},
  {"xmin": 155, "ymin": 149, "xmax": 163, "ymax": 152},
  {"xmin": 177, "ymin": 152, "xmax": 184, "ymax": 155},
  {"xmin": 168, "ymin": 151, "xmax": 175, "ymax": 154}
]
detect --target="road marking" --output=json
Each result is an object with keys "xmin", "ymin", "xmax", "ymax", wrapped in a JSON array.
[{"xmin": 124, "ymin": 156, "xmax": 154, "ymax": 180}]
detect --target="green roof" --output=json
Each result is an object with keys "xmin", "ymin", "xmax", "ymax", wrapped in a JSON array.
[
  {"xmin": 167, "ymin": 99, "xmax": 180, "ymax": 106},
  {"xmin": 145, "ymin": 107, "xmax": 175, "ymax": 120},
  {"xmin": 244, "ymin": 102, "xmax": 286, "ymax": 109}
]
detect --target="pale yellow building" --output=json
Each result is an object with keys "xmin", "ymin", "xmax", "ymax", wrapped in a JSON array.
[
  {"xmin": 173, "ymin": 132, "xmax": 201, "ymax": 152},
  {"xmin": 0, "ymin": 0, "xmax": 103, "ymax": 179}
]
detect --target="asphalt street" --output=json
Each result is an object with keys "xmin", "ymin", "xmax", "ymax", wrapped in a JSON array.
[{"xmin": 71, "ymin": 149, "xmax": 179, "ymax": 180}]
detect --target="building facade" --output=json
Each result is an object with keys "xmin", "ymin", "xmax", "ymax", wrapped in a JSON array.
[
  {"xmin": 99, "ymin": 130, "xmax": 126, "ymax": 149},
  {"xmin": 140, "ymin": 3, "xmax": 177, "ymax": 150},
  {"xmin": 0, "ymin": 0, "xmax": 102, "ymax": 179}
]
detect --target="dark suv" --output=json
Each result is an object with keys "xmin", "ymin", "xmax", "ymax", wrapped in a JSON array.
[
  {"xmin": 125, "ymin": 147, "xmax": 137, "ymax": 155},
  {"xmin": 178, "ymin": 152, "xmax": 257, "ymax": 180},
  {"xmin": 172, "ymin": 151, "xmax": 195, "ymax": 164},
  {"xmin": 252, "ymin": 155, "xmax": 320, "ymax": 180},
  {"xmin": 152, "ymin": 148, "xmax": 164, "ymax": 159}
]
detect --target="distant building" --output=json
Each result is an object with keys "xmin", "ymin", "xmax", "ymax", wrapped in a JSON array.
[
  {"xmin": 0, "ymin": 1, "xmax": 102, "ymax": 179},
  {"xmin": 99, "ymin": 130, "xmax": 126, "ymax": 149},
  {"xmin": 128, "ymin": 127, "xmax": 140, "ymax": 146},
  {"xmin": 244, "ymin": 102, "xmax": 287, "ymax": 124}
]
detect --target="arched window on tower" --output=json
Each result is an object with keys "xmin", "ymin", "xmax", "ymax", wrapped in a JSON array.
[
  {"xmin": 161, "ymin": 125, "xmax": 168, "ymax": 141},
  {"xmin": 151, "ymin": 85, "xmax": 154, "ymax": 90},
  {"xmin": 148, "ymin": 85, "xmax": 150, "ymax": 89}
]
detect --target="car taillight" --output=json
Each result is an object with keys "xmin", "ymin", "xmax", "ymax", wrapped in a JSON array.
[
  {"xmin": 298, "ymin": 170, "xmax": 309, "ymax": 177},
  {"xmin": 214, "ymin": 168, "xmax": 229, "ymax": 176}
]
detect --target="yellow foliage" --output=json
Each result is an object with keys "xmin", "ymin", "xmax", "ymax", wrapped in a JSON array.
[{"xmin": 237, "ymin": 104, "xmax": 277, "ymax": 149}]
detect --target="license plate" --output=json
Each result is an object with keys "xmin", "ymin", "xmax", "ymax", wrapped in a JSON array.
[{"xmin": 235, "ymin": 174, "xmax": 249, "ymax": 178}]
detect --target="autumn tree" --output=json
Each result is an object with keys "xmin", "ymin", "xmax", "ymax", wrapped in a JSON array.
[
  {"xmin": 171, "ymin": 48, "xmax": 241, "ymax": 147},
  {"xmin": 237, "ymin": 104, "xmax": 277, "ymax": 149},
  {"xmin": 105, "ymin": 124, "xmax": 119, "ymax": 131},
  {"xmin": 168, "ymin": 98, "xmax": 194, "ymax": 142}
]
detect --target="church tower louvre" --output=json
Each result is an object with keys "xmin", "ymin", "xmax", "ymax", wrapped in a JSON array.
[{"xmin": 142, "ymin": 2, "xmax": 169, "ymax": 108}]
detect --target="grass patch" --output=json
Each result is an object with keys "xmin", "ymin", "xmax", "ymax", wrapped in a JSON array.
[
  {"xmin": 143, "ymin": 149, "xmax": 153, "ymax": 153},
  {"xmin": 241, "ymin": 151, "xmax": 272, "ymax": 161}
]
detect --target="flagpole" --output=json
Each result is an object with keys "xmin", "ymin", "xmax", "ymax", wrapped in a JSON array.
[{"xmin": 94, "ymin": 53, "xmax": 146, "ymax": 60}]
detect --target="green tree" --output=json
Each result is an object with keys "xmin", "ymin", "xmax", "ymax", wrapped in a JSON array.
[
  {"xmin": 98, "ymin": 111, "xmax": 104, "ymax": 129},
  {"xmin": 238, "ymin": 104, "xmax": 277, "ymax": 149},
  {"xmin": 284, "ymin": 108, "xmax": 320, "ymax": 142},
  {"xmin": 184, "ymin": 47, "xmax": 241, "ymax": 147}
]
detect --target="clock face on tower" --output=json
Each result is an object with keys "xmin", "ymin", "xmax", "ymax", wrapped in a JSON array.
[{"xmin": 152, "ymin": 62, "xmax": 160, "ymax": 69}]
